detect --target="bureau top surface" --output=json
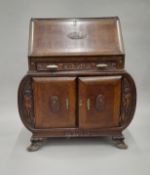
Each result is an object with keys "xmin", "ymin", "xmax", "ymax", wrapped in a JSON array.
[{"xmin": 28, "ymin": 17, "xmax": 125, "ymax": 57}]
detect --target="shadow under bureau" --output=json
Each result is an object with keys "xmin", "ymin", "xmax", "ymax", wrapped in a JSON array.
[{"xmin": 18, "ymin": 17, "xmax": 136, "ymax": 151}]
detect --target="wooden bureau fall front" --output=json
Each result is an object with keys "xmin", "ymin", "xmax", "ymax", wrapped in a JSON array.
[{"xmin": 18, "ymin": 17, "xmax": 136, "ymax": 151}]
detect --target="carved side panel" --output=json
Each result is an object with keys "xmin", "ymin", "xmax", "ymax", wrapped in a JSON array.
[
  {"xmin": 20, "ymin": 77, "xmax": 34, "ymax": 128},
  {"xmin": 120, "ymin": 75, "xmax": 136, "ymax": 127}
]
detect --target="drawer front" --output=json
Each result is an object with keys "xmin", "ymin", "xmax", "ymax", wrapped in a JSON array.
[
  {"xmin": 33, "ymin": 77, "xmax": 76, "ymax": 128},
  {"xmin": 29, "ymin": 56, "xmax": 124, "ymax": 72},
  {"xmin": 78, "ymin": 76, "xmax": 121, "ymax": 128},
  {"xmin": 36, "ymin": 61, "xmax": 122, "ymax": 72}
]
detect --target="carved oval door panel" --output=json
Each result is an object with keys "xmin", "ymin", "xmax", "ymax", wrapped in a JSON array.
[
  {"xmin": 32, "ymin": 77, "xmax": 76, "ymax": 128},
  {"xmin": 79, "ymin": 76, "xmax": 121, "ymax": 128},
  {"xmin": 49, "ymin": 96, "xmax": 60, "ymax": 113},
  {"xmin": 95, "ymin": 94, "xmax": 105, "ymax": 112}
]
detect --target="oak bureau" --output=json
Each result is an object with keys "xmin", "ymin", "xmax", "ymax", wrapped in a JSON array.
[{"xmin": 18, "ymin": 17, "xmax": 136, "ymax": 151}]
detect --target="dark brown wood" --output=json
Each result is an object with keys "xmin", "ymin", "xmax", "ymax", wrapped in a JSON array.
[
  {"xmin": 28, "ymin": 17, "xmax": 124, "ymax": 57},
  {"xmin": 32, "ymin": 77, "xmax": 76, "ymax": 128},
  {"xmin": 29, "ymin": 56, "xmax": 124, "ymax": 72},
  {"xmin": 78, "ymin": 76, "xmax": 121, "ymax": 128},
  {"xmin": 18, "ymin": 17, "xmax": 136, "ymax": 151}
]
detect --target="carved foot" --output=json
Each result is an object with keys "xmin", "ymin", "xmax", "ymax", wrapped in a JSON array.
[
  {"xmin": 112, "ymin": 135, "xmax": 128, "ymax": 149},
  {"xmin": 27, "ymin": 137, "xmax": 46, "ymax": 152}
]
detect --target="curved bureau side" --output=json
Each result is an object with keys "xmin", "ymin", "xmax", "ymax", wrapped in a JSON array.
[
  {"xmin": 18, "ymin": 74, "xmax": 35, "ymax": 131},
  {"xmin": 120, "ymin": 72, "xmax": 137, "ymax": 130}
]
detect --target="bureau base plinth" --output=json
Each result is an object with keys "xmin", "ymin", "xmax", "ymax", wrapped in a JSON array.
[{"xmin": 27, "ymin": 133, "xmax": 128, "ymax": 152}]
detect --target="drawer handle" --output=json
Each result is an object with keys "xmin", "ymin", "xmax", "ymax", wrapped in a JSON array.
[
  {"xmin": 96, "ymin": 63, "xmax": 108, "ymax": 69},
  {"xmin": 46, "ymin": 64, "xmax": 58, "ymax": 70}
]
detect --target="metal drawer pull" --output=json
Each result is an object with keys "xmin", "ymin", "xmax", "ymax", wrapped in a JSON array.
[
  {"xmin": 46, "ymin": 64, "xmax": 58, "ymax": 70},
  {"xmin": 87, "ymin": 98, "xmax": 90, "ymax": 111},
  {"xmin": 96, "ymin": 63, "xmax": 108, "ymax": 69},
  {"xmin": 66, "ymin": 98, "xmax": 69, "ymax": 110}
]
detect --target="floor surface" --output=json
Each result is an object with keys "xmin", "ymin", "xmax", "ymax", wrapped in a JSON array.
[{"xmin": 0, "ymin": 104, "xmax": 150, "ymax": 175}]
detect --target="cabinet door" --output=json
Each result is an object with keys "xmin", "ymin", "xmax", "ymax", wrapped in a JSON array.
[
  {"xmin": 79, "ymin": 76, "xmax": 121, "ymax": 128},
  {"xmin": 33, "ymin": 77, "xmax": 76, "ymax": 128}
]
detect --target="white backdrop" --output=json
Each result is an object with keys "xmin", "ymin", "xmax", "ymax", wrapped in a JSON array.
[{"xmin": 0, "ymin": 0, "xmax": 150, "ymax": 174}]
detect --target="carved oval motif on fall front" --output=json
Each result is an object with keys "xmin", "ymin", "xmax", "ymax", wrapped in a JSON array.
[
  {"xmin": 95, "ymin": 94, "xmax": 105, "ymax": 112},
  {"xmin": 49, "ymin": 96, "xmax": 60, "ymax": 113}
]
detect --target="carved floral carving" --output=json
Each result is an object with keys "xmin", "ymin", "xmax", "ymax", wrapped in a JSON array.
[
  {"xmin": 23, "ymin": 78, "xmax": 34, "ymax": 127},
  {"xmin": 65, "ymin": 129, "xmax": 98, "ymax": 137},
  {"xmin": 121, "ymin": 77, "xmax": 133, "ymax": 123},
  {"xmin": 36, "ymin": 62, "xmax": 117, "ymax": 71}
]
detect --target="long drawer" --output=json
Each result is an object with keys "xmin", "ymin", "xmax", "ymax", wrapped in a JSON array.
[{"xmin": 29, "ymin": 56, "xmax": 124, "ymax": 72}]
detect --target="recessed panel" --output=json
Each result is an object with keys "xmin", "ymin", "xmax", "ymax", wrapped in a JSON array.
[
  {"xmin": 33, "ymin": 77, "xmax": 76, "ymax": 128},
  {"xmin": 79, "ymin": 76, "xmax": 121, "ymax": 128}
]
